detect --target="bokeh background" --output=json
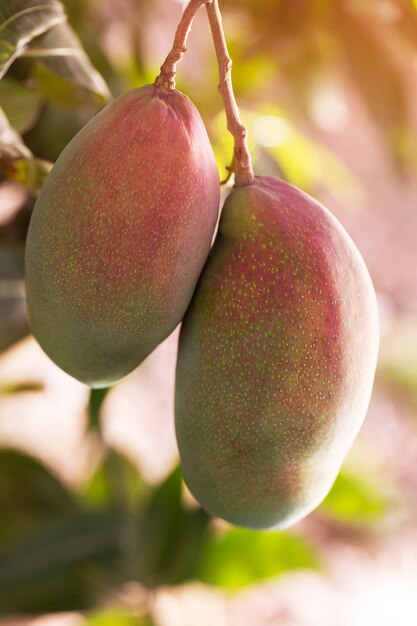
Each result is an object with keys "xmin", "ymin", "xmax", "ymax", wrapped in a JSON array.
[{"xmin": 1, "ymin": 0, "xmax": 417, "ymax": 624}]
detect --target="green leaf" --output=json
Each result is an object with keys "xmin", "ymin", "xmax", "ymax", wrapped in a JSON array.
[
  {"xmin": 82, "ymin": 448, "xmax": 147, "ymax": 511},
  {"xmin": 1, "ymin": 152, "xmax": 52, "ymax": 191},
  {"xmin": 136, "ymin": 468, "xmax": 210, "ymax": 586},
  {"xmin": 0, "ymin": 105, "xmax": 52, "ymax": 191},
  {"xmin": 0, "ymin": 247, "xmax": 29, "ymax": 351},
  {"xmin": 197, "ymin": 527, "xmax": 319, "ymax": 590},
  {"xmin": 0, "ymin": 381, "xmax": 43, "ymax": 394},
  {"xmin": 85, "ymin": 609, "xmax": 154, "ymax": 626},
  {"xmin": 0, "ymin": 449, "xmax": 75, "ymax": 545},
  {"xmin": 320, "ymin": 468, "xmax": 388, "ymax": 524},
  {"xmin": 0, "ymin": 77, "xmax": 41, "ymax": 133},
  {"xmin": 0, "ymin": 0, "xmax": 66, "ymax": 78},
  {"xmin": 30, "ymin": 22, "xmax": 111, "ymax": 106},
  {"xmin": 378, "ymin": 317, "xmax": 417, "ymax": 411},
  {"xmin": 0, "ymin": 105, "xmax": 31, "ymax": 160},
  {"xmin": 0, "ymin": 1, "xmax": 111, "ymax": 105},
  {"xmin": 263, "ymin": 119, "xmax": 358, "ymax": 195},
  {"xmin": 0, "ymin": 509, "xmax": 123, "ymax": 613},
  {"xmin": 88, "ymin": 387, "xmax": 110, "ymax": 433}
]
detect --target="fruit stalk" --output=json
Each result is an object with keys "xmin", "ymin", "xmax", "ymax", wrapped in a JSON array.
[
  {"xmin": 154, "ymin": 0, "xmax": 211, "ymax": 91},
  {"xmin": 155, "ymin": 0, "xmax": 254, "ymax": 187},
  {"xmin": 206, "ymin": 0, "xmax": 254, "ymax": 187}
]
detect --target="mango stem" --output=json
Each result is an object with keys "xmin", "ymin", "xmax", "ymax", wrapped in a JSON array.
[
  {"xmin": 206, "ymin": 0, "xmax": 254, "ymax": 187},
  {"xmin": 154, "ymin": 0, "xmax": 211, "ymax": 91},
  {"xmin": 154, "ymin": 0, "xmax": 255, "ymax": 188}
]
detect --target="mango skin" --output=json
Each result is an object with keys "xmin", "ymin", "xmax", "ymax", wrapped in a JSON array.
[
  {"xmin": 25, "ymin": 85, "xmax": 220, "ymax": 387},
  {"xmin": 175, "ymin": 176, "xmax": 379, "ymax": 529}
]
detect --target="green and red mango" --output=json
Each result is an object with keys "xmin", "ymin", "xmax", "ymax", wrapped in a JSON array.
[
  {"xmin": 25, "ymin": 84, "xmax": 220, "ymax": 387},
  {"xmin": 175, "ymin": 176, "xmax": 379, "ymax": 529}
]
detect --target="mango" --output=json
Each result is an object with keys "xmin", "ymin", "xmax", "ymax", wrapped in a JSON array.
[
  {"xmin": 25, "ymin": 85, "xmax": 220, "ymax": 387},
  {"xmin": 175, "ymin": 176, "xmax": 379, "ymax": 529}
]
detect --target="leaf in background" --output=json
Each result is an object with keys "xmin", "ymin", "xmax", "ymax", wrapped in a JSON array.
[
  {"xmin": 0, "ymin": 0, "xmax": 66, "ymax": 78},
  {"xmin": 254, "ymin": 146, "xmax": 287, "ymax": 180},
  {"xmin": 0, "ymin": 381, "xmax": 43, "ymax": 394},
  {"xmin": 251, "ymin": 111, "xmax": 359, "ymax": 197},
  {"xmin": 0, "ymin": 509, "xmax": 123, "ymax": 613},
  {"xmin": 320, "ymin": 468, "xmax": 389, "ymax": 525},
  {"xmin": 1, "ymin": 152, "xmax": 52, "ymax": 190},
  {"xmin": 0, "ymin": 77, "xmax": 41, "ymax": 133},
  {"xmin": 0, "ymin": 104, "xmax": 31, "ymax": 160},
  {"xmin": 85, "ymin": 609, "xmax": 154, "ymax": 626},
  {"xmin": 88, "ymin": 387, "xmax": 110, "ymax": 433},
  {"xmin": 0, "ymin": 0, "xmax": 111, "ymax": 106},
  {"xmin": 0, "ymin": 247, "xmax": 29, "ymax": 351},
  {"xmin": 136, "ymin": 468, "xmax": 210, "ymax": 586},
  {"xmin": 197, "ymin": 527, "xmax": 319, "ymax": 590},
  {"xmin": 229, "ymin": 48, "xmax": 276, "ymax": 97},
  {"xmin": 0, "ymin": 449, "xmax": 75, "ymax": 545},
  {"xmin": 0, "ymin": 105, "xmax": 52, "ymax": 191},
  {"xmin": 30, "ymin": 22, "xmax": 112, "ymax": 106},
  {"xmin": 378, "ymin": 316, "xmax": 417, "ymax": 411},
  {"xmin": 82, "ymin": 448, "xmax": 147, "ymax": 512}
]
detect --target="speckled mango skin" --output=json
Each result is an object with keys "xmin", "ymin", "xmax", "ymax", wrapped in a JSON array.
[
  {"xmin": 25, "ymin": 85, "xmax": 220, "ymax": 387},
  {"xmin": 175, "ymin": 176, "xmax": 379, "ymax": 529}
]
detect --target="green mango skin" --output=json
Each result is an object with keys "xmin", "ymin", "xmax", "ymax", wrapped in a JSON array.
[
  {"xmin": 175, "ymin": 176, "xmax": 379, "ymax": 530},
  {"xmin": 25, "ymin": 85, "xmax": 220, "ymax": 387}
]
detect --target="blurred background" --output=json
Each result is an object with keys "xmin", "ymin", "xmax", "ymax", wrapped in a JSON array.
[{"xmin": 1, "ymin": 0, "xmax": 417, "ymax": 624}]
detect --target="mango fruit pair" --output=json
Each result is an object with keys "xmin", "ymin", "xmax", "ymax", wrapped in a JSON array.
[{"xmin": 26, "ymin": 85, "xmax": 379, "ymax": 529}]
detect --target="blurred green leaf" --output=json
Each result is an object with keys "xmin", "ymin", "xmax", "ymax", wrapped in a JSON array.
[
  {"xmin": 0, "ymin": 0, "xmax": 66, "ymax": 78},
  {"xmin": 0, "ymin": 247, "xmax": 29, "ymax": 351},
  {"xmin": 0, "ymin": 381, "xmax": 43, "ymax": 394},
  {"xmin": 229, "ymin": 48, "xmax": 276, "ymax": 97},
  {"xmin": 0, "ymin": 77, "xmax": 41, "ymax": 132},
  {"xmin": 262, "ymin": 118, "xmax": 358, "ymax": 195},
  {"xmin": 2, "ymin": 152, "xmax": 52, "ymax": 190},
  {"xmin": 0, "ymin": 509, "xmax": 123, "ymax": 613},
  {"xmin": 22, "ymin": 102, "xmax": 83, "ymax": 161},
  {"xmin": 0, "ymin": 105, "xmax": 52, "ymax": 191},
  {"xmin": 30, "ymin": 22, "xmax": 111, "ymax": 106},
  {"xmin": 136, "ymin": 468, "xmax": 210, "ymax": 586},
  {"xmin": 0, "ymin": 449, "xmax": 75, "ymax": 545},
  {"xmin": 254, "ymin": 146, "xmax": 287, "ymax": 180},
  {"xmin": 197, "ymin": 527, "xmax": 319, "ymax": 590},
  {"xmin": 82, "ymin": 459, "xmax": 112, "ymax": 509},
  {"xmin": 378, "ymin": 317, "xmax": 417, "ymax": 411},
  {"xmin": 0, "ymin": 104, "xmax": 31, "ymax": 160},
  {"xmin": 211, "ymin": 106, "xmax": 358, "ymax": 196},
  {"xmin": 82, "ymin": 448, "xmax": 147, "ymax": 512},
  {"xmin": 320, "ymin": 468, "xmax": 389, "ymax": 524},
  {"xmin": 0, "ymin": 1, "xmax": 111, "ymax": 106},
  {"xmin": 85, "ymin": 609, "xmax": 153, "ymax": 626},
  {"xmin": 88, "ymin": 387, "xmax": 110, "ymax": 433}
]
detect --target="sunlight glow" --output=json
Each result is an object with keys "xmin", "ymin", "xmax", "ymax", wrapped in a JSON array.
[
  {"xmin": 253, "ymin": 115, "xmax": 291, "ymax": 147},
  {"xmin": 310, "ymin": 83, "xmax": 349, "ymax": 133}
]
